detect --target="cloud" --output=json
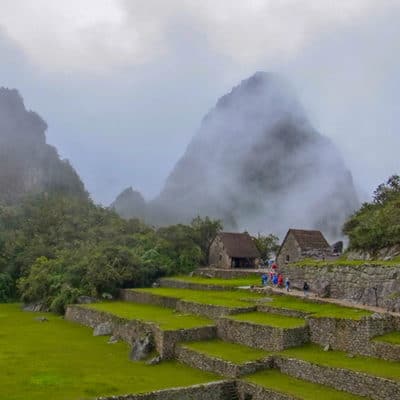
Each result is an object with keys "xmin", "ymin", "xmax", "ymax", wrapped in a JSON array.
[{"xmin": 0, "ymin": 0, "xmax": 385, "ymax": 73}]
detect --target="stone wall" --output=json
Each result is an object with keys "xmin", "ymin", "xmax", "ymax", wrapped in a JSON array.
[
  {"xmin": 209, "ymin": 236, "xmax": 232, "ymax": 269},
  {"xmin": 120, "ymin": 289, "xmax": 179, "ymax": 309},
  {"xmin": 159, "ymin": 278, "xmax": 232, "ymax": 292},
  {"xmin": 370, "ymin": 339, "xmax": 400, "ymax": 361},
  {"xmin": 277, "ymin": 232, "xmax": 301, "ymax": 266},
  {"xmin": 96, "ymin": 381, "xmax": 234, "ymax": 400},
  {"xmin": 307, "ymin": 314, "xmax": 399, "ymax": 358},
  {"xmin": 274, "ymin": 356, "xmax": 400, "ymax": 400},
  {"xmin": 195, "ymin": 268, "xmax": 262, "ymax": 279},
  {"xmin": 236, "ymin": 381, "xmax": 295, "ymax": 400},
  {"xmin": 65, "ymin": 305, "xmax": 216, "ymax": 359},
  {"xmin": 122, "ymin": 289, "xmax": 256, "ymax": 319},
  {"xmin": 177, "ymin": 300, "xmax": 257, "ymax": 319},
  {"xmin": 280, "ymin": 263, "xmax": 400, "ymax": 311},
  {"xmin": 257, "ymin": 304, "xmax": 309, "ymax": 318},
  {"xmin": 216, "ymin": 318, "xmax": 309, "ymax": 351},
  {"xmin": 175, "ymin": 345, "xmax": 273, "ymax": 378}
]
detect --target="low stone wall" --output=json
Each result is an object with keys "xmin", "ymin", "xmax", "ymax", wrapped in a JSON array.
[
  {"xmin": 194, "ymin": 268, "xmax": 262, "ymax": 279},
  {"xmin": 177, "ymin": 300, "xmax": 256, "ymax": 319},
  {"xmin": 274, "ymin": 356, "xmax": 400, "ymax": 400},
  {"xmin": 236, "ymin": 381, "xmax": 295, "ymax": 400},
  {"xmin": 280, "ymin": 263, "xmax": 400, "ymax": 311},
  {"xmin": 257, "ymin": 304, "xmax": 309, "ymax": 318},
  {"xmin": 96, "ymin": 381, "xmax": 234, "ymax": 400},
  {"xmin": 308, "ymin": 314, "xmax": 398, "ymax": 357},
  {"xmin": 65, "ymin": 305, "xmax": 216, "ymax": 359},
  {"xmin": 159, "ymin": 278, "xmax": 232, "ymax": 291},
  {"xmin": 122, "ymin": 289, "xmax": 256, "ymax": 319},
  {"xmin": 120, "ymin": 289, "xmax": 179, "ymax": 309},
  {"xmin": 370, "ymin": 339, "xmax": 400, "ymax": 361},
  {"xmin": 175, "ymin": 345, "xmax": 273, "ymax": 378},
  {"xmin": 216, "ymin": 318, "xmax": 309, "ymax": 351}
]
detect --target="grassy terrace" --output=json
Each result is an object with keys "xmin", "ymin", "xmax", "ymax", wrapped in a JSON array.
[
  {"xmin": 264, "ymin": 295, "xmax": 372, "ymax": 320},
  {"xmin": 227, "ymin": 311, "xmax": 305, "ymax": 328},
  {"xmin": 0, "ymin": 304, "xmax": 218, "ymax": 400},
  {"xmin": 83, "ymin": 301, "xmax": 213, "ymax": 330},
  {"xmin": 138, "ymin": 286, "xmax": 371, "ymax": 320},
  {"xmin": 373, "ymin": 331, "xmax": 400, "ymax": 345},
  {"xmin": 134, "ymin": 287, "xmax": 262, "ymax": 308},
  {"xmin": 245, "ymin": 369, "xmax": 365, "ymax": 400},
  {"xmin": 182, "ymin": 339, "xmax": 269, "ymax": 364},
  {"xmin": 280, "ymin": 344, "xmax": 400, "ymax": 381},
  {"xmin": 167, "ymin": 275, "xmax": 260, "ymax": 287}
]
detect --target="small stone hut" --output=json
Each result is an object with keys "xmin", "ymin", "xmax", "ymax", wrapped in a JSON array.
[
  {"xmin": 276, "ymin": 229, "xmax": 332, "ymax": 265},
  {"xmin": 209, "ymin": 232, "xmax": 260, "ymax": 269}
]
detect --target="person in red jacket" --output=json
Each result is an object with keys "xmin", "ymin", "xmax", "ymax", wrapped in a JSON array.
[{"xmin": 277, "ymin": 273, "xmax": 284, "ymax": 288}]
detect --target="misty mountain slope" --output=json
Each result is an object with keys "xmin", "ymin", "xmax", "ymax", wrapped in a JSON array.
[
  {"xmin": 0, "ymin": 88, "xmax": 86, "ymax": 203},
  {"xmin": 149, "ymin": 72, "xmax": 358, "ymax": 239},
  {"xmin": 110, "ymin": 187, "xmax": 146, "ymax": 219}
]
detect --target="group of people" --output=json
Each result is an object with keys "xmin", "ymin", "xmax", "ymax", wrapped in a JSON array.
[{"xmin": 260, "ymin": 261, "xmax": 310, "ymax": 296}]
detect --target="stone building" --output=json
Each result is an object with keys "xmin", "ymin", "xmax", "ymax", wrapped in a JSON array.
[
  {"xmin": 276, "ymin": 229, "xmax": 332, "ymax": 265},
  {"xmin": 209, "ymin": 232, "xmax": 260, "ymax": 268}
]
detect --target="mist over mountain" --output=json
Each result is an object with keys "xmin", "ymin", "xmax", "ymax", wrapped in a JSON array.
[
  {"xmin": 139, "ymin": 72, "xmax": 358, "ymax": 239},
  {"xmin": 111, "ymin": 187, "xmax": 146, "ymax": 220},
  {"xmin": 0, "ymin": 88, "xmax": 86, "ymax": 203}
]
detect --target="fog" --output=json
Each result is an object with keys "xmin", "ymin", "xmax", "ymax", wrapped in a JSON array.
[{"xmin": 0, "ymin": 1, "xmax": 399, "ymax": 231}]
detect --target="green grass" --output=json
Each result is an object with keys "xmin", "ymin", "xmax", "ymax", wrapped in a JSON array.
[
  {"xmin": 279, "ymin": 343, "xmax": 400, "ymax": 381},
  {"xmin": 373, "ymin": 331, "xmax": 400, "ymax": 345},
  {"xmin": 183, "ymin": 339, "xmax": 269, "ymax": 364},
  {"xmin": 83, "ymin": 301, "xmax": 213, "ymax": 330},
  {"xmin": 168, "ymin": 275, "xmax": 260, "ymax": 287},
  {"xmin": 135, "ymin": 287, "xmax": 371, "ymax": 320},
  {"xmin": 0, "ymin": 304, "xmax": 218, "ymax": 400},
  {"xmin": 245, "ymin": 369, "xmax": 365, "ymax": 400},
  {"xmin": 265, "ymin": 295, "xmax": 372, "ymax": 320},
  {"xmin": 228, "ymin": 311, "xmax": 305, "ymax": 328},
  {"xmin": 134, "ymin": 287, "xmax": 262, "ymax": 308}
]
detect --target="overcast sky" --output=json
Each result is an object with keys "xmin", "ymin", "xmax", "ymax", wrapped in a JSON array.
[{"xmin": 0, "ymin": 0, "xmax": 399, "ymax": 204}]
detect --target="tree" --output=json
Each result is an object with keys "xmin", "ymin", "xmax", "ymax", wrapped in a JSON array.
[
  {"xmin": 190, "ymin": 216, "xmax": 223, "ymax": 265},
  {"xmin": 253, "ymin": 233, "xmax": 280, "ymax": 262}
]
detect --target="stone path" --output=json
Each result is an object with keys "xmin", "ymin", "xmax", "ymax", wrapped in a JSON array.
[{"xmin": 260, "ymin": 286, "xmax": 400, "ymax": 317}]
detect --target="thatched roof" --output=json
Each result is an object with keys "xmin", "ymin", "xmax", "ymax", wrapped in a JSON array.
[
  {"xmin": 287, "ymin": 229, "xmax": 330, "ymax": 250},
  {"xmin": 217, "ymin": 232, "xmax": 260, "ymax": 258}
]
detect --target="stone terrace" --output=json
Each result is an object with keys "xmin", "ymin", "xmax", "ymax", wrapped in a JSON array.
[{"xmin": 65, "ymin": 273, "xmax": 400, "ymax": 400}]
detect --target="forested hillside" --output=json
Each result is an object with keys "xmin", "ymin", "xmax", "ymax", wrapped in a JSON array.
[{"xmin": 0, "ymin": 194, "xmax": 221, "ymax": 311}]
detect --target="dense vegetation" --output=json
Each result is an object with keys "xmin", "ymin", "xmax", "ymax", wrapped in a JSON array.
[
  {"xmin": 343, "ymin": 175, "xmax": 400, "ymax": 254},
  {"xmin": 0, "ymin": 193, "xmax": 221, "ymax": 311}
]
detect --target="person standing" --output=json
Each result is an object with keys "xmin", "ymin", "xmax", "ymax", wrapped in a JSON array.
[
  {"xmin": 303, "ymin": 281, "xmax": 310, "ymax": 297},
  {"xmin": 285, "ymin": 277, "xmax": 291, "ymax": 292}
]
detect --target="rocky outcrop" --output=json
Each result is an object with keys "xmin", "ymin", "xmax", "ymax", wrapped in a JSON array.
[
  {"xmin": 0, "ymin": 88, "xmax": 86, "ymax": 204},
  {"xmin": 150, "ymin": 72, "xmax": 358, "ymax": 238}
]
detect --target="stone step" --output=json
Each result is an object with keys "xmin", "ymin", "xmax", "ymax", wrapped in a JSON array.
[
  {"xmin": 217, "ymin": 312, "xmax": 309, "ymax": 351},
  {"xmin": 175, "ymin": 339, "xmax": 272, "ymax": 378},
  {"xmin": 275, "ymin": 344, "xmax": 400, "ymax": 400},
  {"xmin": 239, "ymin": 369, "xmax": 367, "ymax": 400}
]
